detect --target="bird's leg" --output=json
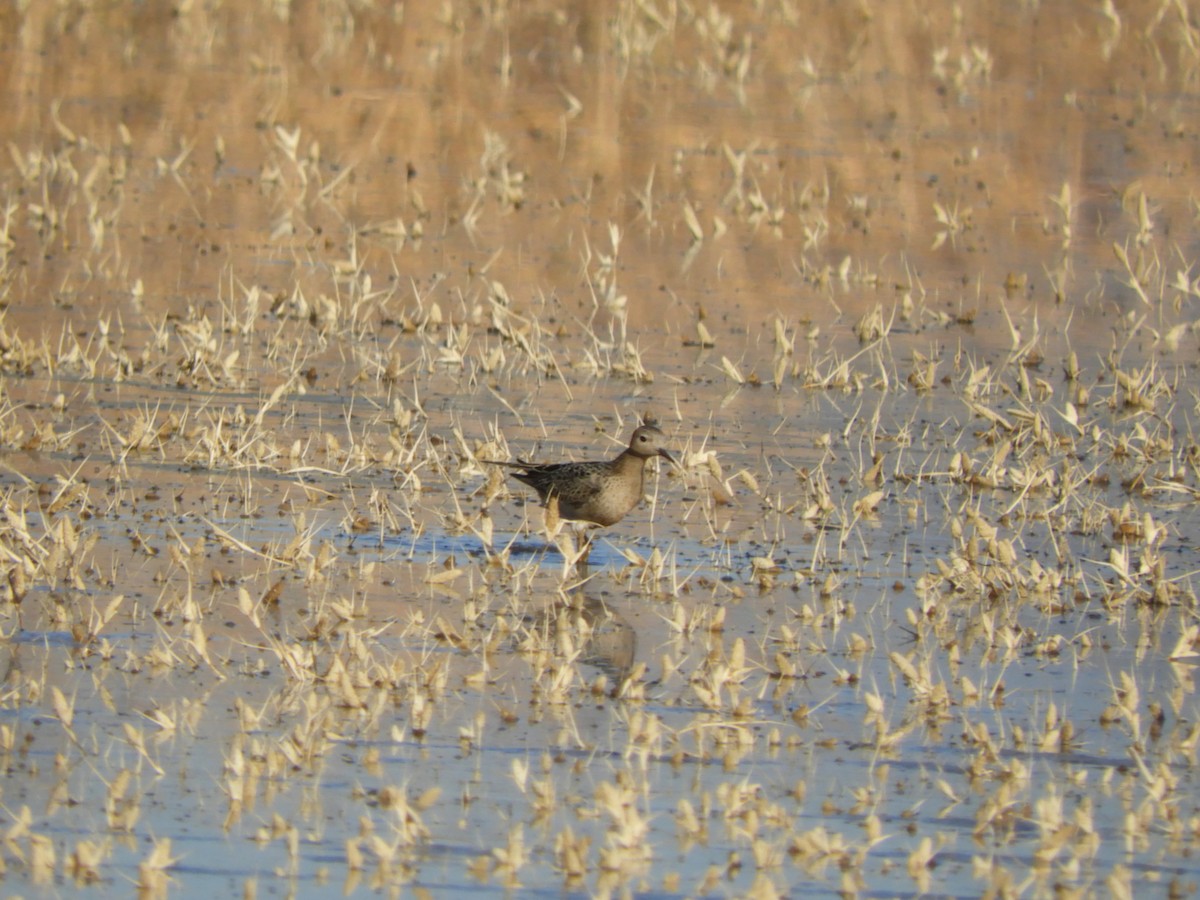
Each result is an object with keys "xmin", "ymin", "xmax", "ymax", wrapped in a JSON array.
[
  {"xmin": 554, "ymin": 529, "xmax": 587, "ymax": 578},
  {"xmin": 569, "ymin": 523, "xmax": 596, "ymax": 574},
  {"xmin": 553, "ymin": 523, "xmax": 594, "ymax": 576}
]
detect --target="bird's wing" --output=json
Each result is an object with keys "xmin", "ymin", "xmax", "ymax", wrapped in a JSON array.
[{"xmin": 532, "ymin": 462, "xmax": 606, "ymax": 504}]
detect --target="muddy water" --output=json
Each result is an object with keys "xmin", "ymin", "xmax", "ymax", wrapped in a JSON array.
[{"xmin": 0, "ymin": 2, "xmax": 1198, "ymax": 897}]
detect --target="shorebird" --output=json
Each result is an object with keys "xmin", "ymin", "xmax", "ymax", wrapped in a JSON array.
[{"xmin": 490, "ymin": 423, "xmax": 676, "ymax": 530}]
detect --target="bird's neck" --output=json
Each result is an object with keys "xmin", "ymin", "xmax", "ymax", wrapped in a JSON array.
[{"xmin": 613, "ymin": 451, "xmax": 649, "ymax": 475}]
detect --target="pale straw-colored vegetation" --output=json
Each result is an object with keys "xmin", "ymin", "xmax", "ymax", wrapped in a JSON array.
[{"xmin": 0, "ymin": 1, "xmax": 1196, "ymax": 897}]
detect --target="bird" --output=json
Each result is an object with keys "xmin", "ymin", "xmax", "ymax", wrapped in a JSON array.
[{"xmin": 489, "ymin": 423, "xmax": 677, "ymax": 529}]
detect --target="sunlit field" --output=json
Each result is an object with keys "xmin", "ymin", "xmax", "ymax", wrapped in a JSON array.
[{"xmin": 0, "ymin": 2, "xmax": 1199, "ymax": 897}]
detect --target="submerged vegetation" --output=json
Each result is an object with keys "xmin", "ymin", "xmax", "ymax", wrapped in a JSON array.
[{"xmin": 0, "ymin": 1, "xmax": 1196, "ymax": 896}]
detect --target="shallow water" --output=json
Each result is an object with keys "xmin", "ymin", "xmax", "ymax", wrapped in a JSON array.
[{"xmin": 0, "ymin": 2, "xmax": 1199, "ymax": 897}]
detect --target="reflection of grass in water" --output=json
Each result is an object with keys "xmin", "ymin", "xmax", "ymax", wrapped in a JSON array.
[
  {"xmin": 0, "ymin": 296, "xmax": 1196, "ymax": 895},
  {"xmin": 0, "ymin": 1, "xmax": 1197, "ymax": 897}
]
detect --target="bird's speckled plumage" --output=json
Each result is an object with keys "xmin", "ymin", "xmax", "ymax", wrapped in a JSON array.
[{"xmin": 494, "ymin": 424, "xmax": 675, "ymax": 527}]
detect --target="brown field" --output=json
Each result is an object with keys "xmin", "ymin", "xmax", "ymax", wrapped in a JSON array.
[{"xmin": 0, "ymin": 1, "xmax": 1198, "ymax": 896}]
